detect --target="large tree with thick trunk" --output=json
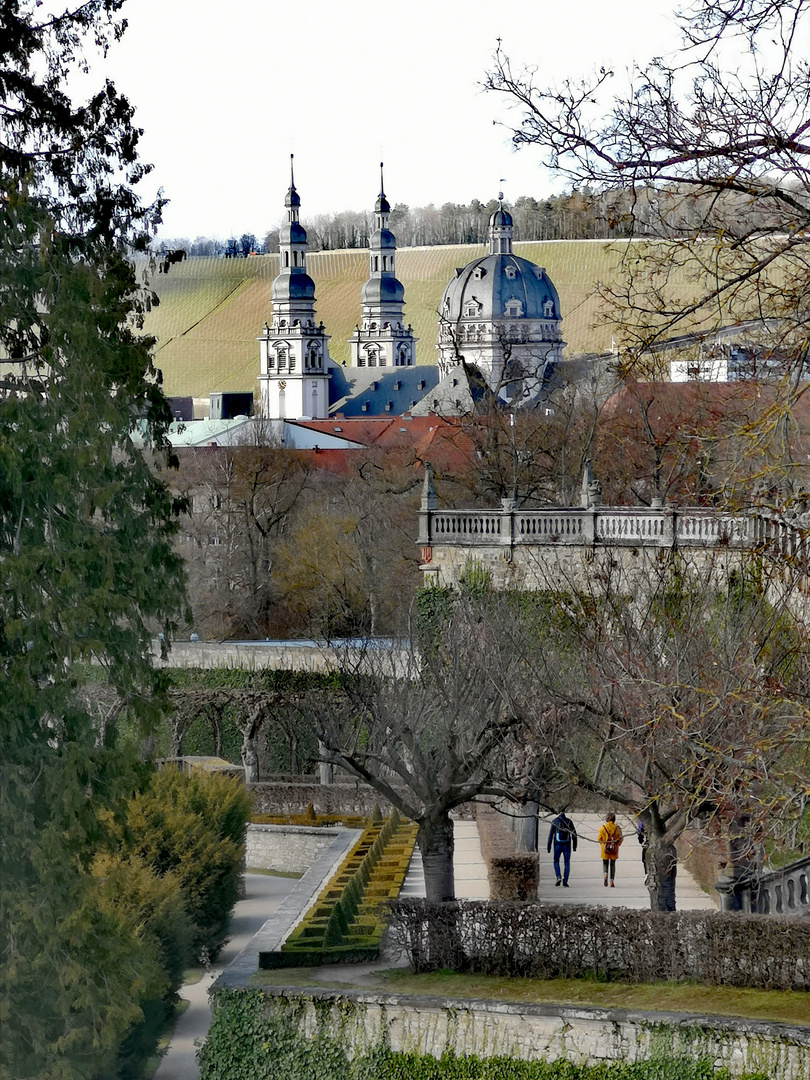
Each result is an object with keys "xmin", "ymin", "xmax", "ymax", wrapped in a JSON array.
[
  {"xmin": 509, "ymin": 548, "xmax": 810, "ymax": 911},
  {"xmin": 310, "ymin": 592, "xmax": 540, "ymax": 902}
]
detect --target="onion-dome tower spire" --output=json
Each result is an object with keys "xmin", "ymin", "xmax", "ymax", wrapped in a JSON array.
[
  {"xmin": 488, "ymin": 191, "xmax": 513, "ymax": 255},
  {"xmin": 258, "ymin": 158, "xmax": 331, "ymax": 420},
  {"xmin": 349, "ymin": 165, "xmax": 417, "ymax": 369}
]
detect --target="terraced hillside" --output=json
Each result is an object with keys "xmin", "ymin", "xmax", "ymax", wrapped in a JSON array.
[{"xmin": 138, "ymin": 240, "xmax": 696, "ymax": 399}]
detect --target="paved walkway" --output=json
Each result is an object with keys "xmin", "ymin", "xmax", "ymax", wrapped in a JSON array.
[
  {"xmin": 536, "ymin": 812, "xmax": 717, "ymax": 910},
  {"xmin": 153, "ymin": 872, "xmax": 299, "ymax": 1080}
]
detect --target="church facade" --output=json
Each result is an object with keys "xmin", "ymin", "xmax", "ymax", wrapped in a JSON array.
[{"xmin": 258, "ymin": 166, "xmax": 561, "ymax": 421}]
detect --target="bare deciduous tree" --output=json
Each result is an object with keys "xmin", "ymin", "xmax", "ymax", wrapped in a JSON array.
[
  {"xmin": 310, "ymin": 596, "xmax": 544, "ymax": 902},
  {"xmin": 486, "ymin": 0, "xmax": 810, "ymax": 381},
  {"xmin": 508, "ymin": 548, "xmax": 810, "ymax": 910}
]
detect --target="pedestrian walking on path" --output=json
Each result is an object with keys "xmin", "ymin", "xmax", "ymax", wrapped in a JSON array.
[
  {"xmin": 547, "ymin": 809, "xmax": 577, "ymax": 888},
  {"xmin": 597, "ymin": 812, "xmax": 623, "ymax": 887}
]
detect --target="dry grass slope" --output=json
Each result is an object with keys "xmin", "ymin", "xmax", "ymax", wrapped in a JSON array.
[{"xmin": 139, "ymin": 241, "xmax": 702, "ymax": 399}]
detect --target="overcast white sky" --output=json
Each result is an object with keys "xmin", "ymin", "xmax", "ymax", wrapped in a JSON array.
[{"xmin": 88, "ymin": 0, "xmax": 682, "ymax": 240}]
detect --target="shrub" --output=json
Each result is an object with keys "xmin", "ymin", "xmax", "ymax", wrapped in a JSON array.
[
  {"xmin": 389, "ymin": 900, "xmax": 810, "ymax": 990},
  {"xmin": 116, "ymin": 768, "xmax": 253, "ymax": 956}
]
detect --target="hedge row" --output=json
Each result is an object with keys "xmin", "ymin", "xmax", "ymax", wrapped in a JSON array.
[
  {"xmin": 260, "ymin": 811, "xmax": 417, "ymax": 968},
  {"xmin": 477, "ymin": 803, "xmax": 539, "ymax": 900},
  {"xmin": 388, "ymin": 900, "xmax": 810, "ymax": 990}
]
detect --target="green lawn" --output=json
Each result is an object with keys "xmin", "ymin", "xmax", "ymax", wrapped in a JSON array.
[{"xmin": 251, "ymin": 966, "xmax": 810, "ymax": 1027}]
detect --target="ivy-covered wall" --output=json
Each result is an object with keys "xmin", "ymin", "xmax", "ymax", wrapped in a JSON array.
[{"xmin": 198, "ymin": 989, "xmax": 808, "ymax": 1080}]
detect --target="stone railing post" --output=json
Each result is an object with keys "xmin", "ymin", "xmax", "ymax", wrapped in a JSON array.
[
  {"xmin": 500, "ymin": 495, "xmax": 516, "ymax": 553},
  {"xmin": 417, "ymin": 462, "xmax": 436, "ymax": 559},
  {"xmin": 663, "ymin": 505, "xmax": 675, "ymax": 547}
]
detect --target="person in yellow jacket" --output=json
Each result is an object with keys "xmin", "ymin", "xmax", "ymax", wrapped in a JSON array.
[{"xmin": 597, "ymin": 812, "xmax": 623, "ymax": 887}]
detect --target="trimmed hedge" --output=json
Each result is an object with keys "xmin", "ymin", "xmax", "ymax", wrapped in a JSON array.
[
  {"xmin": 388, "ymin": 900, "xmax": 810, "ymax": 990},
  {"xmin": 477, "ymin": 803, "xmax": 539, "ymax": 900},
  {"xmin": 260, "ymin": 811, "xmax": 418, "ymax": 968}
]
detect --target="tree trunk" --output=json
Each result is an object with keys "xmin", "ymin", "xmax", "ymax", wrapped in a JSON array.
[
  {"xmin": 419, "ymin": 814, "xmax": 455, "ymax": 903},
  {"xmin": 169, "ymin": 719, "xmax": 183, "ymax": 758},
  {"xmin": 514, "ymin": 802, "xmax": 538, "ymax": 852},
  {"xmin": 645, "ymin": 834, "xmax": 677, "ymax": 910},
  {"xmin": 241, "ymin": 732, "xmax": 259, "ymax": 784},
  {"xmin": 640, "ymin": 807, "xmax": 678, "ymax": 911}
]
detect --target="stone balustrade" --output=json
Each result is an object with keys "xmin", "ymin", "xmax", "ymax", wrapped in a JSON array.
[
  {"xmin": 717, "ymin": 856, "xmax": 810, "ymax": 917},
  {"xmin": 419, "ymin": 502, "xmax": 805, "ymax": 555}
]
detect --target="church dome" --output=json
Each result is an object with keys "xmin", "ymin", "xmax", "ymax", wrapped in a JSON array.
[
  {"xmin": 440, "ymin": 253, "xmax": 561, "ymax": 324},
  {"xmin": 272, "ymin": 272, "xmax": 315, "ymax": 301},
  {"xmin": 489, "ymin": 205, "xmax": 513, "ymax": 228},
  {"xmin": 369, "ymin": 227, "xmax": 396, "ymax": 250},
  {"xmin": 361, "ymin": 274, "xmax": 404, "ymax": 304},
  {"xmin": 280, "ymin": 220, "xmax": 307, "ymax": 245}
]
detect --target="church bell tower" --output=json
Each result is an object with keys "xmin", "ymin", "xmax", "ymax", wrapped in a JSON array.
[
  {"xmin": 349, "ymin": 164, "xmax": 417, "ymax": 369},
  {"xmin": 258, "ymin": 156, "xmax": 331, "ymax": 419}
]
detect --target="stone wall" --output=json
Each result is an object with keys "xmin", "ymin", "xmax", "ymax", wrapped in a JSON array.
[
  {"xmin": 249, "ymin": 781, "xmax": 396, "ymax": 818},
  {"xmin": 152, "ymin": 640, "xmax": 339, "ymax": 671},
  {"xmin": 422, "ymin": 538, "xmax": 757, "ymax": 595},
  {"xmin": 212, "ymin": 989, "xmax": 810, "ymax": 1079},
  {"xmin": 245, "ymin": 824, "xmax": 341, "ymax": 875}
]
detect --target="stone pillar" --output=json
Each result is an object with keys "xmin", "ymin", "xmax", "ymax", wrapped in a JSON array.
[{"xmin": 417, "ymin": 462, "xmax": 436, "ymax": 546}]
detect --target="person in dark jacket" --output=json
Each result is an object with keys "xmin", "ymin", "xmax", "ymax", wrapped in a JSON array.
[{"xmin": 547, "ymin": 810, "xmax": 578, "ymax": 887}]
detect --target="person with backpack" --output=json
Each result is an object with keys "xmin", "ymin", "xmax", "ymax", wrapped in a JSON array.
[
  {"xmin": 598, "ymin": 812, "xmax": 623, "ymax": 887},
  {"xmin": 547, "ymin": 809, "xmax": 578, "ymax": 888}
]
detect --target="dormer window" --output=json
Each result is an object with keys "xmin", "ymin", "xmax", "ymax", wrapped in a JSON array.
[
  {"xmin": 505, "ymin": 299, "xmax": 523, "ymax": 317},
  {"xmin": 464, "ymin": 298, "xmax": 482, "ymax": 317},
  {"xmin": 473, "ymin": 267, "xmax": 486, "ymax": 280},
  {"xmin": 504, "ymin": 265, "xmax": 516, "ymax": 279}
]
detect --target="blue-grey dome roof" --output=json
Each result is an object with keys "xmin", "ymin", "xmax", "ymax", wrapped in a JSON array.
[
  {"xmin": 370, "ymin": 227, "xmax": 396, "ymax": 250},
  {"xmin": 280, "ymin": 220, "xmax": 307, "ymax": 245},
  {"xmin": 375, "ymin": 192, "xmax": 390, "ymax": 214},
  {"xmin": 489, "ymin": 206, "xmax": 513, "ymax": 228},
  {"xmin": 440, "ymin": 253, "xmax": 561, "ymax": 322},
  {"xmin": 362, "ymin": 275, "xmax": 405, "ymax": 304},
  {"xmin": 272, "ymin": 272, "xmax": 315, "ymax": 301},
  {"xmin": 285, "ymin": 183, "xmax": 300, "ymax": 209}
]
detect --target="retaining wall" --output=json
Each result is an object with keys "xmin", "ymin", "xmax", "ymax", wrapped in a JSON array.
[
  {"xmin": 210, "ymin": 989, "xmax": 810, "ymax": 1079},
  {"xmin": 245, "ymin": 824, "xmax": 341, "ymax": 875}
]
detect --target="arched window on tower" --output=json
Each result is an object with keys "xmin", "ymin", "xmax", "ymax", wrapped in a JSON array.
[
  {"xmin": 284, "ymin": 251, "xmax": 289, "ymax": 268},
  {"xmin": 277, "ymin": 347, "xmax": 287, "ymax": 371}
]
